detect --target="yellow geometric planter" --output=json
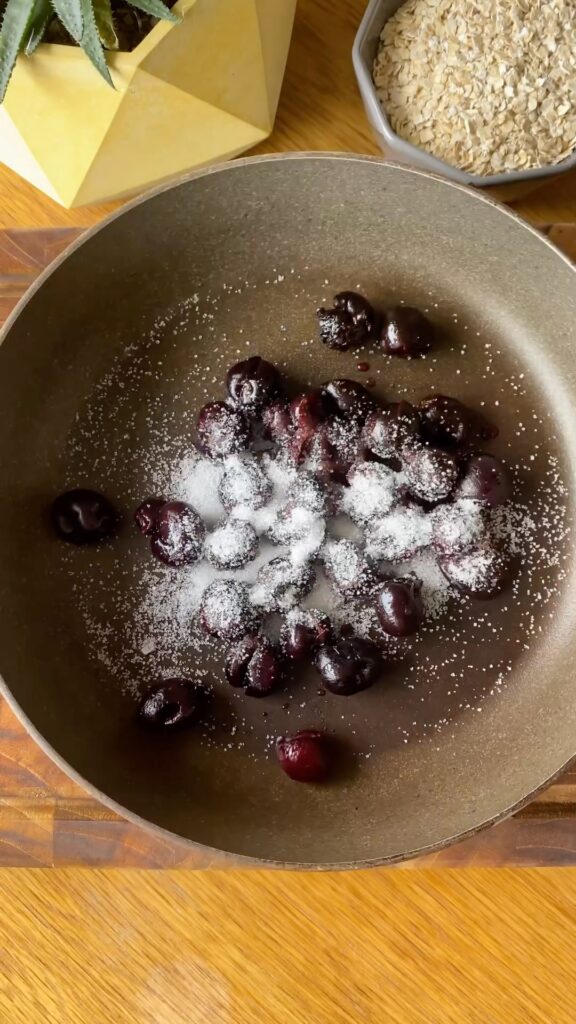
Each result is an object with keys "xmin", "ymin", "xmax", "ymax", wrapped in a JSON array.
[{"xmin": 0, "ymin": 0, "xmax": 296, "ymax": 207}]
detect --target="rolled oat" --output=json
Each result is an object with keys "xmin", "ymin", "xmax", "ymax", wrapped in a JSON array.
[{"xmin": 372, "ymin": 0, "xmax": 576, "ymax": 175}]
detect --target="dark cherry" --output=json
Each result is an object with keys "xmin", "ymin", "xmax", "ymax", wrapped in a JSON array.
[
  {"xmin": 204, "ymin": 519, "xmax": 258, "ymax": 570},
  {"xmin": 225, "ymin": 633, "xmax": 281, "ymax": 697},
  {"xmin": 323, "ymin": 539, "xmax": 378, "ymax": 597},
  {"xmin": 253, "ymin": 556, "xmax": 316, "ymax": 612},
  {"xmin": 380, "ymin": 306, "xmax": 434, "ymax": 358},
  {"xmin": 150, "ymin": 500, "xmax": 205, "ymax": 567},
  {"xmin": 317, "ymin": 291, "xmax": 380, "ymax": 351},
  {"xmin": 225, "ymin": 632, "xmax": 259, "ymax": 686},
  {"xmin": 316, "ymin": 307, "xmax": 362, "ymax": 351},
  {"xmin": 362, "ymin": 402, "xmax": 420, "ymax": 460},
  {"xmin": 51, "ymin": 488, "xmax": 119, "ymax": 545},
  {"xmin": 218, "ymin": 456, "xmax": 271, "ymax": 511},
  {"xmin": 314, "ymin": 637, "xmax": 381, "ymax": 696},
  {"xmin": 285, "ymin": 472, "xmax": 327, "ymax": 516},
  {"xmin": 344, "ymin": 462, "xmax": 397, "ymax": 525},
  {"xmin": 339, "ymin": 623, "xmax": 355, "ymax": 638},
  {"xmin": 375, "ymin": 578, "xmax": 424, "ymax": 637},
  {"xmin": 289, "ymin": 389, "xmax": 333, "ymax": 463},
  {"xmin": 134, "ymin": 497, "xmax": 167, "ymax": 537},
  {"xmin": 290, "ymin": 389, "xmax": 332, "ymax": 427},
  {"xmin": 418, "ymin": 395, "xmax": 498, "ymax": 449},
  {"xmin": 281, "ymin": 610, "xmax": 333, "ymax": 661},
  {"xmin": 306, "ymin": 423, "xmax": 352, "ymax": 483},
  {"xmin": 268, "ymin": 502, "xmax": 326, "ymax": 550},
  {"xmin": 322, "ymin": 379, "xmax": 376, "ymax": 421},
  {"xmin": 364, "ymin": 502, "xmax": 429, "ymax": 562},
  {"xmin": 138, "ymin": 679, "xmax": 208, "ymax": 729},
  {"xmin": 431, "ymin": 500, "xmax": 490, "ymax": 556},
  {"xmin": 334, "ymin": 291, "xmax": 380, "ymax": 336},
  {"xmin": 196, "ymin": 401, "xmax": 249, "ymax": 458},
  {"xmin": 262, "ymin": 401, "xmax": 294, "ymax": 447},
  {"xmin": 404, "ymin": 443, "xmax": 459, "ymax": 503},
  {"xmin": 439, "ymin": 545, "xmax": 510, "ymax": 599},
  {"xmin": 418, "ymin": 395, "xmax": 474, "ymax": 448},
  {"xmin": 199, "ymin": 580, "xmax": 258, "ymax": 640},
  {"xmin": 226, "ymin": 356, "xmax": 280, "ymax": 413},
  {"xmin": 276, "ymin": 730, "xmax": 331, "ymax": 783},
  {"xmin": 455, "ymin": 454, "xmax": 512, "ymax": 506}
]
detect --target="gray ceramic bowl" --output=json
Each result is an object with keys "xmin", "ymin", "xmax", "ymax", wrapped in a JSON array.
[{"xmin": 353, "ymin": 0, "xmax": 576, "ymax": 187}]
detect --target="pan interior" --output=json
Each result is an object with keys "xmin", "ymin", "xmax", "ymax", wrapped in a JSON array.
[{"xmin": 0, "ymin": 156, "xmax": 575, "ymax": 866}]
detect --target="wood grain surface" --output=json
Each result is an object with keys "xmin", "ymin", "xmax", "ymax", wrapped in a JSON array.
[
  {"xmin": 0, "ymin": 868, "xmax": 576, "ymax": 1023},
  {"xmin": 1, "ymin": 0, "xmax": 576, "ymax": 872}
]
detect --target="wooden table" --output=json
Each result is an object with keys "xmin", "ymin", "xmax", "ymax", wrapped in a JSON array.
[
  {"xmin": 1, "ymin": 0, "xmax": 576, "ymax": 868},
  {"xmin": 1, "ymin": 868, "xmax": 576, "ymax": 1024}
]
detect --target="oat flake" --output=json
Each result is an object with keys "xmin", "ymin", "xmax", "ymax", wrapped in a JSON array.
[{"xmin": 373, "ymin": 0, "xmax": 576, "ymax": 175}]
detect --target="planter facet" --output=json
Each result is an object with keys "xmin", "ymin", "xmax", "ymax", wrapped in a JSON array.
[{"xmin": 0, "ymin": 0, "xmax": 296, "ymax": 207}]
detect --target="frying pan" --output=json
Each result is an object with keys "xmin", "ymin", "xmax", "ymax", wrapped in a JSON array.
[{"xmin": 0, "ymin": 154, "xmax": 575, "ymax": 868}]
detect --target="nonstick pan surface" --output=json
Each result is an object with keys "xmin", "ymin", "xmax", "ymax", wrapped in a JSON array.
[{"xmin": 0, "ymin": 154, "xmax": 575, "ymax": 867}]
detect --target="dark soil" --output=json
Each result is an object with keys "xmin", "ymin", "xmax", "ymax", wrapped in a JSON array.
[{"xmin": 44, "ymin": 0, "xmax": 177, "ymax": 53}]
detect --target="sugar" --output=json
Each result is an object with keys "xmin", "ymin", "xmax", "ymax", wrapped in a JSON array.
[
  {"xmin": 322, "ymin": 538, "xmax": 373, "ymax": 593},
  {"xmin": 303, "ymin": 418, "xmax": 360, "ymax": 476},
  {"xmin": 233, "ymin": 453, "xmax": 296, "ymax": 536},
  {"xmin": 326, "ymin": 513, "xmax": 362, "ymax": 543},
  {"xmin": 303, "ymin": 566, "xmax": 383, "ymax": 640},
  {"xmin": 366, "ymin": 505, "xmax": 432, "ymax": 562},
  {"xmin": 284, "ymin": 606, "xmax": 326, "ymax": 629},
  {"xmin": 440, "ymin": 547, "xmax": 504, "ymax": 592},
  {"xmin": 219, "ymin": 454, "xmax": 271, "ymax": 511},
  {"xmin": 136, "ymin": 560, "xmax": 216, "ymax": 656},
  {"xmin": 431, "ymin": 500, "xmax": 488, "ymax": 554},
  {"xmin": 106, "ymin": 441, "xmax": 545, "ymax": 675},
  {"xmin": 285, "ymin": 472, "xmax": 326, "ymax": 516},
  {"xmin": 491, "ymin": 501, "xmax": 536, "ymax": 555},
  {"xmin": 200, "ymin": 580, "xmax": 253, "ymax": 635},
  {"xmin": 405, "ymin": 447, "xmax": 459, "ymax": 503},
  {"xmin": 250, "ymin": 556, "xmax": 315, "ymax": 613},
  {"xmin": 235, "ymin": 503, "xmax": 277, "ymax": 535},
  {"xmin": 265, "ymin": 452, "xmax": 297, "ymax": 495},
  {"xmin": 291, "ymin": 517, "xmax": 326, "ymax": 564},
  {"xmin": 401, "ymin": 549, "xmax": 454, "ymax": 620},
  {"xmin": 157, "ymin": 454, "xmax": 224, "ymax": 525},
  {"xmin": 204, "ymin": 519, "xmax": 258, "ymax": 570},
  {"xmin": 342, "ymin": 462, "xmax": 398, "ymax": 525}
]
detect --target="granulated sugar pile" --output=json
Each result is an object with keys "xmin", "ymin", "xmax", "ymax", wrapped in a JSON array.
[
  {"xmin": 81, "ymin": 446, "xmax": 561, "ymax": 668},
  {"xmin": 373, "ymin": 0, "xmax": 576, "ymax": 175},
  {"xmin": 147, "ymin": 449, "xmax": 450, "ymax": 632}
]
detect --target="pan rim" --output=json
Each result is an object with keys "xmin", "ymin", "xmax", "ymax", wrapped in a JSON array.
[
  {"xmin": 0, "ymin": 672, "xmax": 571, "ymax": 870},
  {"xmin": 1, "ymin": 151, "xmax": 575, "ymax": 869}
]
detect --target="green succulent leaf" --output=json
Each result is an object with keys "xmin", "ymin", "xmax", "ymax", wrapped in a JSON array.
[
  {"xmin": 51, "ymin": 0, "xmax": 83, "ymax": 42},
  {"xmin": 79, "ymin": 0, "xmax": 112, "ymax": 85},
  {"xmin": 0, "ymin": 0, "xmax": 35, "ymax": 102},
  {"xmin": 129, "ymin": 0, "xmax": 179, "ymax": 24},
  {"xmin": 92, "ymin": 0, "xmax": 117, "ymax": 50},
  {"xmin": 25, "ymin": 0, "xmax": 52, "ymax": 54},
  {"xmin": 0, "ymin": 0, "xmax": 179, "ymax": 102}
]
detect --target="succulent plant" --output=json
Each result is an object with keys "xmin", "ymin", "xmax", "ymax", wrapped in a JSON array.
[{"xmin": 0, "ymin": 0, "xmax": 178, "ymax": 101}]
